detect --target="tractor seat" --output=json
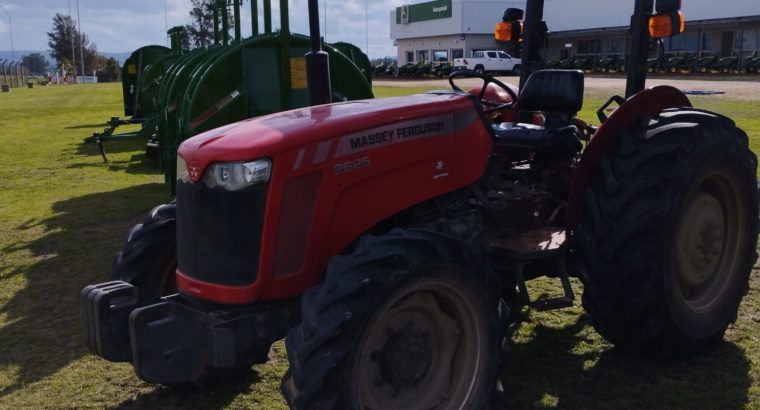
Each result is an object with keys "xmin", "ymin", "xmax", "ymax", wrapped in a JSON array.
[
  {"xmin": 493, "ymin": 69, "xmax": 584, "ymax": 148},
  {"xmin": 492, "ymin": 122, "xmax": 578, "ymax": 149}
]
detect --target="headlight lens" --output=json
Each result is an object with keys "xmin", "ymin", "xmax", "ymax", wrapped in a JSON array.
[
  {"xmin": 177, "ymin": 155, "xmax": 190, "ymax": 183},
  {"xmin": 202, "ymin": 159, "xmax": 272, "ymax": 191}
]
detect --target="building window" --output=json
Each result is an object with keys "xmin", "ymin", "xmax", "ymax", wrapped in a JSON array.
[
  {"xmin": 406, "ymin": 51, "xmax": 414, "ymax": 63},
  {"xmin": 417, "ymin": 50, "xmax": 429, "ymax": 63},
  {"xmin": 608, "ymin": 37, "xmax": 626, "ymax": 54},
  {"xmin": 577, "ymin": 39, "xmax": 601, "ymax": 55},
  {"xmin": 433, "ymin": 50, "xmax": 449, "ymax": 62},
  {"xmin": 451, "ymin": 49, "xmax": 464, "ymax": 59}
]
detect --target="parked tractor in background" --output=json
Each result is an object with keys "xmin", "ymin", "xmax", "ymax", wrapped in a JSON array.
[
  {"xmin": 744, "ymin": 50, "xmax": 760, "ymax": 74},
  {"xmin": 81, "ymin": 0, "xmax": 758, "ymax": 408}
]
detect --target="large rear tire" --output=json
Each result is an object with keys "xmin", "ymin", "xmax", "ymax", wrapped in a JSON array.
[
  {"xmin": 281, "ymin": 229, "xmax": 509, "ymax": 409},
  {"xmin": 574, "ymin": 108, "xmax": 758, "ymax": 358}
]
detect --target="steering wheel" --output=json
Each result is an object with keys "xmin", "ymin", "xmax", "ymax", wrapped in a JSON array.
[{"xmin": 448, "ymin": 70, "xmax": 518, "ymax": 113}]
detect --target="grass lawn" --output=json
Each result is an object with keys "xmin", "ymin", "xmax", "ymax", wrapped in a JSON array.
[{"xmin": 0, "ymin": 81, "xmax": 759, "ymax": 409}]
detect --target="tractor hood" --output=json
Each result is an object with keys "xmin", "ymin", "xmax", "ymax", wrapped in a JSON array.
[{"xmin": 177, "ymin": 92, "xmax": 477, "ymax": 181}]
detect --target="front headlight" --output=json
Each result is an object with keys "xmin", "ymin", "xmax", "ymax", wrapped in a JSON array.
[{"xmin": 201, "ymin": 159, "xmax": 272, "ymax": 191}]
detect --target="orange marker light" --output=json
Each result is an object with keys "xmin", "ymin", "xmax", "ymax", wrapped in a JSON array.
[
  {"xmin": 649, "ymin": 11, "xmax": 685, "ymax": 38},
  {"xmin": 495, "ymin": 21, "xmax": 513, "ymax": 42}
]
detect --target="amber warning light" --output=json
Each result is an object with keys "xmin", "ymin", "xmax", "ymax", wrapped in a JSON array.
[
  {"xmin": 649, "ymin": 11, "xmax": 685, "ymax": 38},
  {"xmin": 495, "ymin": 21, "xmax": 522, "ymax": 42}
]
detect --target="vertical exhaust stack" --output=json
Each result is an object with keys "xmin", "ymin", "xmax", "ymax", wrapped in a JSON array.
[
  {"xmin": 519, "ymin": 0, "xmax": 546, "ymax": 91},
  {"xmin": 280, "ymin": 0, "xmax": 292, "ymax": 109},
  {"xmin": 306, "ymin": 0, "xmax": 332, "ymax": 106}
]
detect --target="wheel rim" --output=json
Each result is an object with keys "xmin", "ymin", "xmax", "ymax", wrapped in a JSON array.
[
  {"xmin": 354, "ymin": 281, "xmax": 483, "ymax": 409},
  {"xmin": 673, "ymin": 172, "xmax": 745, "ymax": 312}
]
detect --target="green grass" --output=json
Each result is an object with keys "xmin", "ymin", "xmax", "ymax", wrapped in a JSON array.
[{"xmin": 1, "ymin": 82, "xmax": 759, "ymax": 409}]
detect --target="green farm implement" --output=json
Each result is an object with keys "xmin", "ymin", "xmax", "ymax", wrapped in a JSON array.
[{"xmin": 85, "ymin": 0, "xmax": 373, "ymax": 194}]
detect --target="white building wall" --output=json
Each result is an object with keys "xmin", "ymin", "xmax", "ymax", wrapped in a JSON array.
[
  {"xmin": 390, "ymin": 0, "xmax": 526, "ymax": 40},
  {"xmin": 390, "ymin": 0, "xmax": 760, "ymax": 64}
]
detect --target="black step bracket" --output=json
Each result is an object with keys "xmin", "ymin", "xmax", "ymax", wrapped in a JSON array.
[
  {"xmin": 488, "ymin": 228, "xmax": 575, "ymax": 311},
  {"xmin": 513, "ymin": 260, "xmax": 575, "ymax": 311}
]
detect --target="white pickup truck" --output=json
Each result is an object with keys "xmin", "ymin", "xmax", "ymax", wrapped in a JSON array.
[{"xmin": 453, "ymin": 50, "xmax": 521, "ymax": 75}]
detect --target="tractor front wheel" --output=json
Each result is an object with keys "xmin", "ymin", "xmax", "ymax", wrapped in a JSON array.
[
  {"xmin": 281, "ymin": 229, "xmax": 509, "ymax": 409},
  {"xmin": 574, "ymin": 108, "xmax": 758, "ymax": 358},
  {"xmin": 110, "ymin": 202, "xmax": 272, "ymax": 370},
  {"xmin": 111, "ymin": 201, "xmax": 178, "ymax": 297}
]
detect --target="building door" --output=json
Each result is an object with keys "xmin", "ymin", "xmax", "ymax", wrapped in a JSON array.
[{"xmin": 721, "ymin": 31, "xmax": 734, "ymax": 56}]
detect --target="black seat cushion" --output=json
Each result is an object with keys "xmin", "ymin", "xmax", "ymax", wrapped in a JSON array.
[
  {"xmin": 492, "ymin": 122, "xmax": 578, "ymax": 149},
  {"xmin": 516, "ymin": 70, "xmax": 584, "ymax": 114}
]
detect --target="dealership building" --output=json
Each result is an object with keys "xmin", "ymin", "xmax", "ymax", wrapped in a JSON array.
[{"xmin": 390, "ymin": 0, "xmax": 760, "ymax": 65}]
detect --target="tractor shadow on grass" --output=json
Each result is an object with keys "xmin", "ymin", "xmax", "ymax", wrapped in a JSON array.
[
  {"xmin": 500, "ymin": 312, "xmax": 751, "ymax": 410},
  {"xmin": 0, "ymin": 183, "xmax": 168, "ymax": 398},
  {"xmin": 70, "ymin": 144, "xmax": 162, "ymax": 176},
  {"xmin": 111, "ymin": 368, "xmax": 265, "ymax": 410},
  {"xmin": 65, "ymin": 123, "xmax": 113, "ymax": 129}
]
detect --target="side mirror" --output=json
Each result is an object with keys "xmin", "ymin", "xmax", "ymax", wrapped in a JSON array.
[
  {"xmin": 649, "ymin": 11, "xmax": 684, "ymax": 38},
  {"xmin": 503, "ymin": 8, "xmax": 524, "ymax": 21},
  {"xmin": 655, "ymin": 0, "xmax": 681, "ymax": 13}
]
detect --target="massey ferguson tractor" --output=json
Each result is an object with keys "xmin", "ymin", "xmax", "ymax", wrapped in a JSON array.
[{"xmin": 81, "ymin": 0, "xmax": 758, "ymax": 408}]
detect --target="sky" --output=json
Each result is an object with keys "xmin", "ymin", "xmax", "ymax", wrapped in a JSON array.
[{"xmin": 0, "ymin": 0, "xmax": 406, "ymax": 59}]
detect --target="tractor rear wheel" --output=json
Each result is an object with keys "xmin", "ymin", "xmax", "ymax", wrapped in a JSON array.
[
  {"xmin": 111, "ymin": 201, "xmax": 178, "ymax": 297},
  {"xmin": 281, "ymin": 229, "xmax": 509, "ymax": 409},
  {"xmin": 574, "ymin": 109, "xmax": 758, "ymax": 358}
]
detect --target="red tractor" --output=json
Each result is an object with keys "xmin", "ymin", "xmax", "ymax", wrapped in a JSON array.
[{"xmin": 82, "ymin": 0, "xmax": 758, "ymax": 408}]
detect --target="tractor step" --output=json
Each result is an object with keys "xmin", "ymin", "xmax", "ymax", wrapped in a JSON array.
[{"xmin": 489, "ymin": 228, "xmax": 575, "ymax": 311}]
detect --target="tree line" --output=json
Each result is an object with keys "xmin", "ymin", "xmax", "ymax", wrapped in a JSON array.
[
  {"xmin": 40, "ymin": 1, "xmax": 228, "ymax": 81},
  {"xmin": 46, "ymin": 13, "xmax": 120, "ymax": 81}
]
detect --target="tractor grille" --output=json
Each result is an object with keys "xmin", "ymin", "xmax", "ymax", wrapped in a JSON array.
[{"xmin": 176, "ymin": 181, "xmax": 267, "ymax": 287}]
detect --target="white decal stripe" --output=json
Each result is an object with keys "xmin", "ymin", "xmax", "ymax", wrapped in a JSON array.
[
  {"xmin": 293, "ymin": 148, "xmax": 306, "ymax": 171},
  {"xmin": 312, "ymin": 140, "xmax": 333, "ymax": 164}
]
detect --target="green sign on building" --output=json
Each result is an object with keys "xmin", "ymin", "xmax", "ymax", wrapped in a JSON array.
[{"xmin": 396, "ymin": 0, "xmax": 452, "ymax": 24}]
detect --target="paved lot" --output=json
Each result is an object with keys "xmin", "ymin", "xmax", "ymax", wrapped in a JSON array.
[{"xmin": 375, "ymin": 75, "xmax": 760, "ymax": 100}]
